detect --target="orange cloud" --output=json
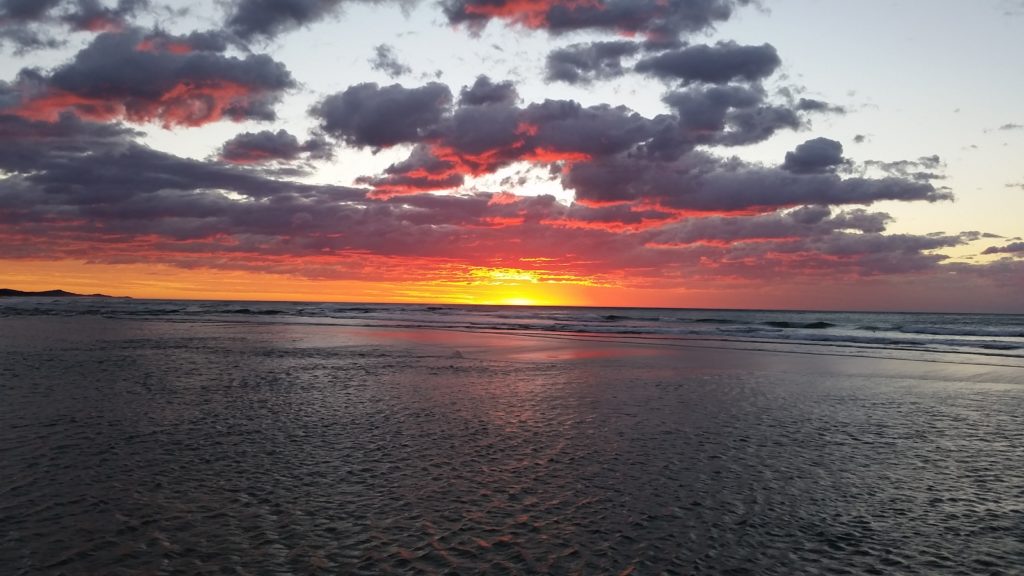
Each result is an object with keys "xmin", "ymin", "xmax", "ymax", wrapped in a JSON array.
[
  {"xmin": 12, "ymin": 81, "xmax": 267, "ymax": 128},
  {"xmin": 463, "ymin": 0, "xmax": 602, "ymax": 28}
]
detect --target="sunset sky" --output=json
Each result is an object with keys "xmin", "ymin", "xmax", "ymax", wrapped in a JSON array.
[{"xmin": 1, "ymin": 0, "xmax": 1022, "ymax": 311}]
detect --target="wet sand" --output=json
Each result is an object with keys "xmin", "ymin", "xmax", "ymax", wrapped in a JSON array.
[{"xmin": 1, "ymin": 317, "xmax": 1022, "ymax": 574}]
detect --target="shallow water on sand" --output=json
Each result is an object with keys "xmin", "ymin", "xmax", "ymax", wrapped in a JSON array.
[{"xmin": 1, "ymin": 318, "xmax": 1023, "ymax": 574}]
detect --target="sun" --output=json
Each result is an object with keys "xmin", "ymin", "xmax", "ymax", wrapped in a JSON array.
[{"xmin": 499, "ymin": 297, "xmax": 536, "ymax": 306}]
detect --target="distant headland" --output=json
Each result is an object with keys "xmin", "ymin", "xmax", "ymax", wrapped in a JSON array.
[{"xmin": 0, "ymin": 289, "xmax": 130, "ymax": 299}]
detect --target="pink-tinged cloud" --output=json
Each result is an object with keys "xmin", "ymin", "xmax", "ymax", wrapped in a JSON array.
[
  {"xmin": 0, "ymin": 112, "xmax": 996, "ymax": 297},
  {"xmin": 443, "ymin": 0, "xmax": 749, "ymax": 43},
  {"xmin": 3, "ymin": 30, "xmax": 294, "ymax": 128}
]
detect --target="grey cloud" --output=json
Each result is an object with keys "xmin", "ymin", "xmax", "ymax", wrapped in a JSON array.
[
  {"xmin": 983, "ymin": 242, "xmax": 1024, "ymax": 255},
  {"xmin": 648, "ymin": 207, "xmax": 894, "ymax": 246},
  {"xmin": 370, "ymin": 44, "xmax": 411, "ymax": 78},
  {"xmin": 458, "ymin": 75, "xmax": 518, "ymax": 106},
  {"xmin": 225, "ymin": 0, "xmax": 343, "ymax": 41},
  {"xmin": 442, "ymin": 0, "xmax": 752, "ymax": 42},
  {"xmin": 0, "ymin": 0, "xmax": 145, "ymax": 52},
  {"xmin": 564, "ymin": 154, "xmax": 952, "ymax": 212},
  {"xmin": 782, "ymin": 137, "xmax": 846, "ymax": 174},
  {"xmin": 63, "ymin": 0, "xmax": 148, "ymax": 31},
  {"xmin": 0, "ymin": 0, "xmax": 64, "ymax": 52},
  {"xmin": 139, "ymin": 29, "xmax": 235, "ymax": 53},
  {"xmin": 0, "ymin": 109, "xmax": 1002, "ymax": 287},
  {"xmin": 6, "ymin": 29, "xmax": 296, "ymax": 126},
  {"xmin": 998, "ymin": 123, "xmax": 1022, "ymax": 130},
  {"xmin": 312, "ymin": 81, "xmax": 452, "ymax": 148},
  {"xmin": 795, "ymin": 98, "xmax": 845, "ymax": 114},
  {"xmin": 220, "ymin": 129, "xmax": 332, "ymax": 164},
  {"xmin": 864, "ymin": 155, "xmax": 945, "ymax": 182},
  {"xmin": 545, "ymin": 41, "xmax": 639, "ymax": 85},
  {"xmin": 357, "ymin": 144, "xmax": 464, "ymax": 193},
  {"xmin": 635, "ymin": 42, "xmax": 780, "ymax": 84},
  {"xmin": 664, "ymin": 84, "xmax": 801, "ymax": 148},
  {"xmin": 0, "ymin": 0, "xmax": 63, "ymax": 20}
]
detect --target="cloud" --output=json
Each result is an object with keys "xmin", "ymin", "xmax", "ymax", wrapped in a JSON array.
[
  {"xmin": 545, "ymin": 40, "xmax": 639, "ymax": 85},
  {"xmin": 664, "ymin": 84, "xmax": 801, "ymax": 148},
  {"xmin": 635, "ymin": 41, "xmax": 780, "ymax": 84},
  {"xmin": 795, "ymin": 98, "xmax": 845, "ymax": 115},
  {"xmin": 0, "ymin": 0, "xmax": 147, "ymax": 52},
  {"xmin": 782, "ymin": 137, "xmax": 846, "ymax": 174},
  {"xmin": 0, "ymin": 111, "xmax": 1000, "ymax": 292},
  {"xmin": 983, "ymin": 242, "xmax": 1024, "ymax": 255},
  {"xmin": 458, "ymin": 75, "xmax": 518, "ymax": 106},
  {"xmin": 219, "ymin": 129, "xmax": 332, "ymax": 164},
  {"xmin": 63, "ymin": 0, "xmax": 148, "ymax": 32},
  {"xmin": 442, "ymin": 0, "xmax": 752, "ymax": 42},
  {"xmin": 862, "ymin": 155, "xmax": 945, "ymax": 182},
  {"xmin": 2, "ymin": 4, "xmax": 1010, "ymax": 299},
  {"xmin": 312, "ymin": 81, "xmax": 453, "ymax": 148},
  {"xmin": 3, "ymin": 30, "xmax": 295, "ymax": 127},
  {"xmin": 998, "ymin": 123, "xmax": 1022, "ymax": 131},
  {"xmin": 369, "ymin": 43, "xmax": 411, "ymax": 78},
  {"xmin": 225, "ymin": 0, "xmax": 344, "ymax": 41},
  {"xmin": 135, "ymin": 29, "xmax": 234, "ymax": 54},
  {"xmin": 565, "ymin": 153, "xmax": 952, "ymax": 212}
]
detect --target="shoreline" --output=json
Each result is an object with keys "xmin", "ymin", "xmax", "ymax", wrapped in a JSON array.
[{"xmin": 3, "ymin": 315, "xmax": 1022, "ymax": 382}]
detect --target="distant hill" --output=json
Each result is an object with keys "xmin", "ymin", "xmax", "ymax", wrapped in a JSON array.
[{"xmin": 0, "ymin": 289, "xmax": 128, "ymax": 298}]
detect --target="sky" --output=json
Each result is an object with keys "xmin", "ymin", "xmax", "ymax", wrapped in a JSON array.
[{"xmin": 0, "ymin": 0, "xmax": 1022, "ymax": 311}]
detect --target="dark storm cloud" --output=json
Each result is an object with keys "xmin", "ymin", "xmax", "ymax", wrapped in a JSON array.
[
  {"xmin": 634, "ymin": 41, "xmax": 780, "ymax": 84},
  {"xmin": 442, "ymin": 0, "xmax": 751, "ymax": 42},
  {"xmin": 219, "ymin": 129, "xmax": 332, "ymax": 164},
  {"xmin": 312, "ymin": 82, "xmax": 453, "ymax": 148},
  {"xmin": 458, "ymin": 75, "xmax": 518, "ymax": 106},
  {"xmin": 782, "ymin": 137, "xmax": 846, "ymax": 174},
  {"xmin": 983, "ymin": 242, "xmax": 1024, "ymax": 255},
  {"xmin": 4, "ymin": 30, "xmax": 295, "ymax": 126},
  {"xmin": 369, "ymin": 44, "xmax": 411, "ymax": 78},
  {"xmin": 545, "ymin": 40, "xmax": 639, "ymax": 85}
]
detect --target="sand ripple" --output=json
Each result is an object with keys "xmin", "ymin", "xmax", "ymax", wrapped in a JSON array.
[{"xmin": 1, "ymin": 319, "xmax": 1023, "ymax": 574}]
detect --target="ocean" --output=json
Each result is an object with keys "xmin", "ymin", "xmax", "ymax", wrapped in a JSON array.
[
  {"xmin": 3, "ymin": 297, "xmax": 1024, "ymax": 362},
  {"xmin": 1, "ymin": 299, "xmax": 1022, "ymax": 574}
]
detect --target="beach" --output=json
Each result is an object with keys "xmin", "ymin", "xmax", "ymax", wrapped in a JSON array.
[{"xmin": 1, "ymin": 314, "xmax": 1023, "ymax": 574}]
